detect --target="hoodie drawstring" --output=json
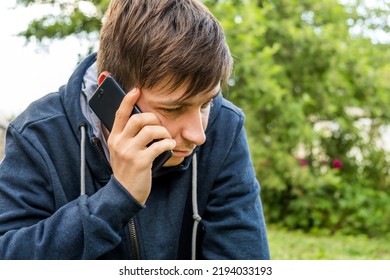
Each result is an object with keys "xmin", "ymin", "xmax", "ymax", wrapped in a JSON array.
[
  {"xmin": 191, "ymin": 153, "xmax": 202, "ymax": 260},
  {"xmin": 80, "ymin": 125, "xmax": 86, "ymax": 196}
]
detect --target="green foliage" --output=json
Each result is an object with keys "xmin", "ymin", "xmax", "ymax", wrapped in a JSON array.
[
  {"xmin": 16, "ymin": 0, "xmax": 390, "ymax": 237},
  {"xmin": 16, "ymin": 0, "xmax": 109, "ymax": 45},
  {"xmin": 206, "ymin": 0, "xmax": 390, "ymax": 237}
]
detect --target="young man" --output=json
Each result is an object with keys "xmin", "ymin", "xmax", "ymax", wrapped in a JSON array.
[{"xmin": 0, "ymin": 0, "xmax": 270, "ymax": 259}]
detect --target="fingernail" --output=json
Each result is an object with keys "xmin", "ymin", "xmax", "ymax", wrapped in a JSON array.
[{"xmin": 129, "ymin": 87, "xmax": 138, "ymax": 95}]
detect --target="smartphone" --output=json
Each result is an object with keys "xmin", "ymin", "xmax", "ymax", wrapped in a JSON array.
[{"xmin": 89, "ymin": 75, "xmax": 173, "ymax": 175}]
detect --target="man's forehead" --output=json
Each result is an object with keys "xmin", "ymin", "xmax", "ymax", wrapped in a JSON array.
[
  {"xmin": 167, "ymin": 87, "xmax": 220, "ymax": 106},
  {"xmin": 148, "ymin": 82, "xmax": 221, "ymax": 106}
]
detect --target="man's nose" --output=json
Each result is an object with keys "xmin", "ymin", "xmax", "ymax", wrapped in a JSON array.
[{"xmin": 181, "ymin": 109, "xmax": 207, "ymax": 146}]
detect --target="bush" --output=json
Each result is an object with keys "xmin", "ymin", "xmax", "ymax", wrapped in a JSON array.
[{"xmin": 207, "ymin": 0, "xmax": 390, "ymax": 236}]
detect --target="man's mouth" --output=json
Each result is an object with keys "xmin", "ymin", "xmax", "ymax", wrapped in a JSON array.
[{"xmin": 172, "ymin": 150, "xmax": 193, "ymax": 158}]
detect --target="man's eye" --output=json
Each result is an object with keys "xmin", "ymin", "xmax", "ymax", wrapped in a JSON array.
[{"xmin": 162, "ymin": 107, "xmax": 184, "ymax": 113}]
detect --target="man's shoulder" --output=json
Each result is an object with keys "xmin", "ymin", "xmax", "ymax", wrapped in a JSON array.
[
  {"xmin": 209, "ymin": 96, "xmax": 245, "ymax": 133},
  {"xmin": 10, "ymin": 90, "xmax": 66, "ymax": 134},
  {"xmin": 221, "ymin": 96, "xmax": 243, "ymax": 112},
  {"xmin": 220, "ymin": 97, "xmax": 245, "ymax": 121}
]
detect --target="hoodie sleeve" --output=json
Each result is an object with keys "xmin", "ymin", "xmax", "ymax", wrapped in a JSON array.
[
  {"xmin": 200, "ymin": 113, "xmax": 270, "ymax": 260},
  {"xmin": 0, "ymin": 124, "xmax": 143, "ymax": 259}
]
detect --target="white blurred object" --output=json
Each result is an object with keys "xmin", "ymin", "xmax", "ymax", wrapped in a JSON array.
[{"xmin": 0, "ymin": 112, "xmax": 8, "ymax": 130}]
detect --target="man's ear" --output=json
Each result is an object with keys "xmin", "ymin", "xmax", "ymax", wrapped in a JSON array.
[{"xmin": 97, "ymin": 71, "xmax": 111, "ymax": 85}]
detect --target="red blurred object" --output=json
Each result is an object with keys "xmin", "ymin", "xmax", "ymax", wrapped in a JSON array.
[
  {"xmin": 297, "ymin": 158, "xmax": 309, "ymax": 167},
  {"xmin": 332, "ymin": 159, "xmax": 342, "ymax": 169}
]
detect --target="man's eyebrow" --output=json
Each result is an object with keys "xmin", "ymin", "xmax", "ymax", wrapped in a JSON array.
[{"xmin": 159, "ymin": 89, "xmax": 221, "ymax": 107}]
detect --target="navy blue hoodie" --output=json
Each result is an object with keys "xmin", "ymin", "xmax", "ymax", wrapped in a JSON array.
[{"xmin": 0, "ymin": 54, "xmax": 270, "ymax": 259}]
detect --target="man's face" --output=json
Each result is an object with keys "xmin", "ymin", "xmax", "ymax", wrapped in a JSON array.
[{"xmin": 137, "ymin": 82, "xmax": 221, "ymax": 167}]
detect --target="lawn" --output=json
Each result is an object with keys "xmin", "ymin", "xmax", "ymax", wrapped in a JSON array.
[{"xmin": 267, "ymin": 225, "xmax": 390, "ymax": 260}]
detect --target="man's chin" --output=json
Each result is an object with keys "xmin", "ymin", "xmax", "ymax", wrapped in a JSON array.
[{"xmin": 163, "ymin": 156, "xmax": 185, "ymax": 167}]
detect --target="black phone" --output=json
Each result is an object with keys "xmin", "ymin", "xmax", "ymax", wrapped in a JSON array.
[{"xmin": 89, "ymin": 75, "xmax": 173, "ymax": 175}]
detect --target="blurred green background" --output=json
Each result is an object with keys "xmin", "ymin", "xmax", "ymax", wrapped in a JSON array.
[{"xmin": 2, "ymin": 0, "xmax": 390, "ymax": 259}]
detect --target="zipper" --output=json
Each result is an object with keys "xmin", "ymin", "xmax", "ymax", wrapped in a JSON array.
[
  {"xmin": 91, "ymin": 137, "xmax": 140, "ymax": 259},
  {"xmin": 128, "ymin": 218, "xmax": 140, "ymax": 259},
  {"xmin": 91, "ymin": 137, "xmax": 112, "ymax": 170}
]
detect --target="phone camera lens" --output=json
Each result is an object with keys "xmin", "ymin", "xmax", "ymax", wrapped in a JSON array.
[{"xmin": 98, "ymin": 89, "xmax": 104, "ymax": 99}]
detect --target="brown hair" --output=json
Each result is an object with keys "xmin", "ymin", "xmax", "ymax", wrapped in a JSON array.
[{"xmin": 97, "ymin": 0, "xmax": 233, "ymax": 99}]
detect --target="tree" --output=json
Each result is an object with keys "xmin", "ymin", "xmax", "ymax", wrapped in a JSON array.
[
  {"xmin": 16, "ymin": 0, "xmax": 390, "ymax": 236},
  {"xmin": 15, "ymin": 0, "xmax": 107, "ymax": 53}
]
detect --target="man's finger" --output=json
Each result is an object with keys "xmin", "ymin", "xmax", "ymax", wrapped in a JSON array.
[{"xmin": 111, "ymin": 88, "xmax": 140, "ymax": 135}]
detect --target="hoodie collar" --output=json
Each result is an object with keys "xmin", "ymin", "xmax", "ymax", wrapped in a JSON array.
[
  {"xmin": 61, "ymin": 53, "xmax": 97, "ymax": 135},
  {"xmin": 60, "ymin": 53, "xmax": 113, "ymax": 183}
]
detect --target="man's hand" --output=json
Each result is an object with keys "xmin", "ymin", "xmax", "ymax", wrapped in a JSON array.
[{"xmin": 107, "ymin": 88, "xmax": 176, "ymax": 204}]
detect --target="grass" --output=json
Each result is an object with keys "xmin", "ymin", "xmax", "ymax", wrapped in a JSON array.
[{"xmin": 267, "ymin": 225, "xmax": 390, "ymax": 259}]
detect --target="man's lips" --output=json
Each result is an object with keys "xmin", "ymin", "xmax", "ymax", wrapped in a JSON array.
[{"xmin": 172, "ymin": 150, "xmax": 193, "ymax": 157}]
